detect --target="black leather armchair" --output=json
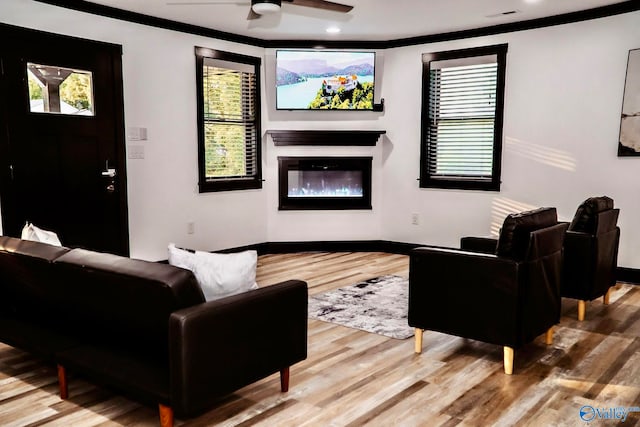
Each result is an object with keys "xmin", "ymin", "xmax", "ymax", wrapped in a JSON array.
[
  {"xmin": 562, "ymin": 196, "xmax": 620, "ymax": 321},
  {"xmin": 409, "ymin": 207, "xmax": 567, "ymax": 374}
]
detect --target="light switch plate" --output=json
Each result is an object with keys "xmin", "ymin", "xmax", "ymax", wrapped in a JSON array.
[{"xmin": 127, "ymin": 127, "xmax": 148, "ymax": 141}]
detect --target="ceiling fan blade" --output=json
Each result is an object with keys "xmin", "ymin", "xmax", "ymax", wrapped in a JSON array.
[
  {"xmin": 286, "ymin": 0, "xmax": 352, "ymax": 13},
  {"xmin": 167, "ymin": 1, "xmax": 247, "ymax": 5}
]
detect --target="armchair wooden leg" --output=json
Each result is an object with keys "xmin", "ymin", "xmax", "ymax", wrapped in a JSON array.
[
  {"xmin": 159, "ymin": 404, "xmax": 173, "ymax": 427},
  {"xmin": 545, "ymin": 327, "xmax": 554, "ymax": 345},
  {"xmin": 578, "ymin": 300, "xmax": 586, "ymax": 321},
  {"xmin": 603, "ymin": 288, "xmax": 611, "ymax": 305},
  {"xmin": 503, "ymin": 347, "xmax": 514, "ymax": 375},
  {"xmin": 280, "ymin": 367, "xmax": 290, "ymax": 392},
  {"xmin": 414, "ymin": 328, "xmax": 424, "ymax": 354},
  {"xmin": 57, "ymin": 364, "xmax": 68, "ymax": 400}
]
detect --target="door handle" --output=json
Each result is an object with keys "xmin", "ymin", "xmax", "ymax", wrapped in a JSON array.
[
  {"xmin": 102, "ymin": 160, "xmax": 116, "ymax": 193},
  {"xmin": 101, "ymin": 160, "xmax": 116, "ymax": 178},
  {"xmin": 101, "ymin": 168, "xmax": 117, "ymax": 178}
]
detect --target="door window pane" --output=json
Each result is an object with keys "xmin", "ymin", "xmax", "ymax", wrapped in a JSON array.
[{"xmin": 27, "ymin": 63, "xmax": 94, "ymax": 116}]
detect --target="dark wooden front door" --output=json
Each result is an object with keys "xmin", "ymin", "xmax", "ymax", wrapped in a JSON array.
[{"xmin": 0, "ymin": 24, "xmax": 129, "ymax": 255}]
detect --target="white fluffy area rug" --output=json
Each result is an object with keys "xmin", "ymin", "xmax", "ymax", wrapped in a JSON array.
[{"xmin": 308, "ymin": 275, "xmax": 413, "ymax": 340}]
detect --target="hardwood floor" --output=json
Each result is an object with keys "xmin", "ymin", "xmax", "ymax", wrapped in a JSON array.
[{"xmin": 1, "ymin": 252, "xmax": 639, "ymax": 426}]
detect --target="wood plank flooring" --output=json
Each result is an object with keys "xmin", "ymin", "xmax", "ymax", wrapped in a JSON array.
[{"xmin": 1, "ymin": 252, "xmax": 640, "ymax": 426}]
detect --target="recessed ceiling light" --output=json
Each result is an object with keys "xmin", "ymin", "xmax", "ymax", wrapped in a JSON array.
[
  {"xmin": 252, "ymin": 1, "xmax": 280, "ymax": 15},
  {"xmin": 326, "ymin": 26, "xmax": 341, "ymax": 34}
]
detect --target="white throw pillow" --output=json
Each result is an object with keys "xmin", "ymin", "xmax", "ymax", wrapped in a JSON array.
[
  {"xmin": 167, "ymin": 243, "xmax": 195, "ymax": 270},
  {"xmin": 167, "ymin": 243, "xmax": 258, "ymax": 301},
  {"xmin": 21, "ymin": 222, "xmax": 62, "ymax": 247},
  {"xmin": 193, "ymin": 250, "xmax": 259, "ymax": 301}
]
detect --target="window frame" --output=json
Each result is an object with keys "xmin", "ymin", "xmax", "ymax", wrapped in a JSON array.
[
  {"xmin": 419, "ymin": 44, "xmax": 507, "ymax": 191},
  {"xmin": 195, "ymin": 46, "xmax": 262, "ymax": 193},
  {"xmin": 26, "ymin": 62, "xmax": 96, "ymax": 117}
]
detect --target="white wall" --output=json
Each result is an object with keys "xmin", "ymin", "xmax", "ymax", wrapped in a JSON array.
[
  {"xmin": 0, "ymin": 0, "xmax": 267, "ymax": 261},
  {"xmin": 262, "ymin": 50, "xmax": 386, "ymax": 242},
  {"xmin": 381, "ymin": 12, "xmax": 640, "ymax": 268},
  {"xmin": 1, "ymin": 2, "xmax": 639, "ymax": 268}
]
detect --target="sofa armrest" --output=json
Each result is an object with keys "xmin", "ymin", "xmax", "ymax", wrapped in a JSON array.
[
  {"xmin": 168, "ymin": 280, "xmax": 307, "ymax": 418},
  {"xmin": 563, "ymin": 225, "xmax": 618, "ymax": 301},
  {"xmin": 564, "ymin": 231, "xmax": 594, "ymax": 257},
  {"xmin": 409, "ymin": 247, "xmax": 522, "ymax": 347},
  {"xmin": 459, "ymin": 236, "xmax": 498, "ymax": 254},
  {"xmin": 562, "ymin": 231, "xmax": 595, "ymax": 299}
]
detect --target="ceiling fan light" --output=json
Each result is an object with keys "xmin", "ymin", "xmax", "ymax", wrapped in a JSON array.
[{"xmin": 252, "ymin": 1, "xmax": 281, "ymax": 15}]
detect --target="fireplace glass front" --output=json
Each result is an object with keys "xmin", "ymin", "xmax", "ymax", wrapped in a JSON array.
[{"xmin": 278, "ymin": 157, "xmax": 372, "ymax": 210}]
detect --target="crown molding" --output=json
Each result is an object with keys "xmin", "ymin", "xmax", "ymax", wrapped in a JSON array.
[{"xmin": 33, "ymin": 0, "xmax": 640, "ymax": 49}]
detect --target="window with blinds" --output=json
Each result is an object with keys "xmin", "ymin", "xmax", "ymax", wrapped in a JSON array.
[
  {"xmin": 420, "ymin": 44, "xmax": 507, "ymax": 191},
  {"xmin": 196, "ymin": 48, "xmax": 262, "ymax": 192}
]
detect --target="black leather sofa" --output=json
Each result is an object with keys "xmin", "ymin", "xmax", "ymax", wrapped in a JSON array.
[
  {"xmin": 409, "ymin": 207, "xmax": 567, "ymax": 374},
  {"xmin": 0, "ymin": 236, "xmax": 308, "ymax": 426}
]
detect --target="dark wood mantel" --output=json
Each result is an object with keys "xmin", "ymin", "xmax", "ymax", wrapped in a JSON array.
[{"xmin": 266, "ymin": 130, "xmax": 386, "ymax": 146}]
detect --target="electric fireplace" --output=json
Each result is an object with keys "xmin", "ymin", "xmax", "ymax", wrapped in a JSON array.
[{"xmin": 278, "ymin": 156, "xmax": 372, "ymax": 210}]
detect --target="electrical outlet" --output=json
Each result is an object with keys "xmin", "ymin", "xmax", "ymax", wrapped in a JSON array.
[
  {"xmin": 411, "ymin": 213, "xmax": 419, "ymax": 225},
  {"xmin": 187, "ymin": 222, "xmax": 195, "ymax": 234}
]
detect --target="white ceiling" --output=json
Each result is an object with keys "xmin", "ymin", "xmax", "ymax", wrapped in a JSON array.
[{"xmin": 85, "ymin": 0, "xmax": 628, "ymax": 41}]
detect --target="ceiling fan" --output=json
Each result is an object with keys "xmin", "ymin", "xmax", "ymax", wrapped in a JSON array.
[{"xmin": 167, "ymin": 0, "xmax": 353, "ymax": 20}]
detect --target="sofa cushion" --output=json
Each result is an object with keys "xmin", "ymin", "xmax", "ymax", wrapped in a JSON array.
[
  {"xmin": 52, "ymin": 249, "xmax": 205, "ymax": 361},
  {"xmin": 496, "ymin": 207, "xmax": 558, "ymax": 260},
  {"xmin": 569, "ymin": 196, "xmax": 614, "ymax": 233},
  {"xmin": 0, "ymin": 236, "xmax": 70, "ymax": 319},
  {"xmin": 0, "ymin": 235, "xmax": 68, "ymax": 260}
]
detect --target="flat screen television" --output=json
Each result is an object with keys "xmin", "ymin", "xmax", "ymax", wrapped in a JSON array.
[{"xmin": 276, "ymin": 50, "xmax": 375, "ymax": 110}]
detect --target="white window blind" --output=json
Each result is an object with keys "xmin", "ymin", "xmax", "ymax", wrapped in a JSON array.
[
  {"xmin": 202, "ymin": 58, "xmax": 258, "ymax": 181},
  {"xmin": 427, "ymin": 57, "xmax": 498, "ymax": 179}
]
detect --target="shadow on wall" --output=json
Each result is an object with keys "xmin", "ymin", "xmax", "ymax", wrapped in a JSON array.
[
  {"xmin": 505, "ymin": 137, "xmax": 577, "ymax": 172},
  {"xmin": 490, "ymin": 197, "xmax": 538, "ymax": 236}
]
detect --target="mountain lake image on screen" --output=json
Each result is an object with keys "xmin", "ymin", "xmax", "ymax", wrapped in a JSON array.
[{"xmin": 276, "ymin": 50, "xmax": 375, "ymax": 110}]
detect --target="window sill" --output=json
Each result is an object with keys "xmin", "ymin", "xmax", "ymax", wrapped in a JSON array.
[
  {"xmin": 420, "ymin": 177, "xmax": 500, "ymax": 191},
  {"xmin": 199, "ymin": 178, "xmax": 262, "ymax": 193}
]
